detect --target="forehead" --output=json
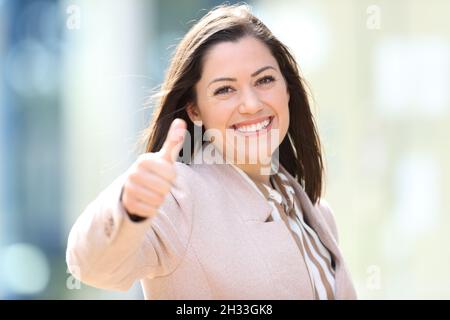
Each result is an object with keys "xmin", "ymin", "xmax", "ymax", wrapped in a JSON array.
[{"xmin": 200, "ymin": 36, "xmax": 278, "ymax": 80}]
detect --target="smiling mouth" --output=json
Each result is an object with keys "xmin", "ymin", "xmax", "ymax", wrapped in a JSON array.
[{"xmin": 230, "ymin": 116, "xmax": 274, "ymax": 134}]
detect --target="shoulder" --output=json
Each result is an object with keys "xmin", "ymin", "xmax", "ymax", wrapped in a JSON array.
[
  {"xmin": 164, "ymin": 162, "xmax": 221, "ymax": 223},
  {"xmin": 171, "ymin": 161, "xmax": 210, "ymax": 202},
  {"xmin": 315, "ymin": 198, "xmax": 340, "ymax": 243},
  {"xmin": 170, "ymin": 161, "xmax": 198, "ymax": 199},
  {"xmin": 173, "ymin": 161, "xmax": 207, "ymax": 187},
  {"xmin": 173, "ymin": 161, "xmax": 225, "ymax": 186},
  {"xmin": 173, "ymin": 161, "xmax": 196, "ymax": 180}
]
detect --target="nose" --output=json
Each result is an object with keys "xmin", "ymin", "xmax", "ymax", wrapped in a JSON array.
[{"xmin": 238, "ymin": 86, "xmax": 263, "ymax": 114}]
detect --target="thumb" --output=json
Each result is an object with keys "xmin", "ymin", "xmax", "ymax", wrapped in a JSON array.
[{"xmin": 160, "ymin": 118, "xmax": 187, "ymax": 163}]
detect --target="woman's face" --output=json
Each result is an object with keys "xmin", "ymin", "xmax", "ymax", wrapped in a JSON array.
[{"xmin": 188, "ymin": 36, "xmax": 290, "ymax": 166}]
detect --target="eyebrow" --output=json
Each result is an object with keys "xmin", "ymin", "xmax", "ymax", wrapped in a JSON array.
[{"xmin": 207, "ymin": 65, "xmax": 276, "ymax": 88}]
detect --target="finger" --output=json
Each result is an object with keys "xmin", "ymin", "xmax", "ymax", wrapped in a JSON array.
[
  {"xmin": 139, "ymin": 155, "xmax": 177, "ymax": 183},
  {"xmin": 126, "ymin": 198, "xmax": 158, "ymax": 218},
  {"xmin": 129, "ymin": 170, "xmax": 173, "ymax": 197},
  {"xmin": 160, "ymin": 118, "xmax": 187, "ymax": 163},
  {"xmin": 127, "ymin": 181, "xmax": 165, "ymax": 207}
]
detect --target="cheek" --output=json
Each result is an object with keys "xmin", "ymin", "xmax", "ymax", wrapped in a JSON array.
[
  {"xmin": 203, "ymin": 100, "xmax": 236, "ymax": 129},
  {"xmin": 271, "ymin": 92, "xmax": 290, "ymax": 141},
  {"xmin": 266, "ymin": 90, "xmax": 289, "ymax": 124},
  {"xmin": 208, "ymin": 99, "xmax": 236, "ymax": 124}
]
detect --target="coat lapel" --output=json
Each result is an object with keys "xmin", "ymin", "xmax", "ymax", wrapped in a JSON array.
[
  {"xmin": 191, "ymin": 142, "xmax": 273, "ymax": 222},
  {"xmin": 191, "ymin": 142, "xmax": 356, "ymax": 299},
  {"xmin": 278, "ymin": 164, "xmax": 357, "ymax": 299},
  {"xmin": 209, "ymin": 163, "xmax": 274, "ymax": 222}
]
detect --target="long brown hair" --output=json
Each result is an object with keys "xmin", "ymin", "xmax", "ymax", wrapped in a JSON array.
[{"xmin": 143, "ymin": 3, "xmax": 324, "ymax": 204}]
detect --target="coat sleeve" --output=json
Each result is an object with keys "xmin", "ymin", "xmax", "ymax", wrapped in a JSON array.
[
  {"xmin": 66, "ymin": 162, "xmax": 194, "ymax": 291},
  {"xmin": 316, "ymin": 199, "xmax": 340, "ymax": 244}
]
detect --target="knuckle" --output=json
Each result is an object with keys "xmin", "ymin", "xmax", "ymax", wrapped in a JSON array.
[
  {"xmin": 156, "ymin": 192, "xmax": 166, "ymax": 203},
  {"xmin": 149, "ymin": 193, "xmax": 164, "ymax": 205},
  {"xmin": 136, "ymin": 159, "xmax": 148, "ymax": 170},
  {"xmin": 136, "ymin": 155, "xmax": 153, "ymax": 169},
  {"xmin": 123, "ymin": 179, "xmax": 132, "ymax": 191},
  {"xmin": 138, "ymin": 203, "xmax": 154, "ymax": 216},
  {"xmin": 161, "ymin": 183, "xmax": 172, "ymax": 195},
  {"xmin": 127, "ymin": 185, "xmax": 140, "ymax": 200},
  {"xmin": 167, "ymin": 172, "xmax": 177, "ymax": 184},
  {"xmin": 126, "ymin": 201, "xmax": 138, "ymax": 215},
  {"xmin": 128, "ymin": 171, "xmax": 140, "ymax": 184},
  {"xmin": 121, "ymin": 192, "xmax": 130, "ymax": 206},
  {"xmin": 123, "ymin": 185, "xmax": 135, "ymax": 202},
  {"xmin": 153, "ymin": 156, "xmax": 170, "ymax": 169},
  {"xmin": 146, "ymin": 207, "xmax": 157, "ymax": 217},
  {"xmin": 147, "ymin": 207, "xmax": 159, "ymax": 218}
]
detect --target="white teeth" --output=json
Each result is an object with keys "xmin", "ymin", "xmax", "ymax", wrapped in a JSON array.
[{"xmin": 235, "ymin": 118, "xmax": 271, "ymax": 133}]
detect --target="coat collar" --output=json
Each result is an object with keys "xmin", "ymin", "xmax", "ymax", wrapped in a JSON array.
[
  {"xmin": 189, "ymin": 141, "xmax": 356, "ymax": 299},
  {"xmin": 190, "ymin": 142, "xmax": 336, "ymax": 242},
  {"xmin": 277, "ymin": 164, "xmax": 356, "ymax": 299},
  {"xmin": 191, "ymin": 142, "xmax": 273, "ymax": 222}
]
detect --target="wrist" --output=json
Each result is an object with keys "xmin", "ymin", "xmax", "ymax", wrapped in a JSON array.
[{"xmin": 120, "ymin": 186, "xmax": 148, "ymax": 223}]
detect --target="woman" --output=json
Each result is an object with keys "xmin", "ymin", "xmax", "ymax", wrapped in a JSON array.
[{"xmin": 66, "ymin": 3, "xmax": 357, "ymax": 300}]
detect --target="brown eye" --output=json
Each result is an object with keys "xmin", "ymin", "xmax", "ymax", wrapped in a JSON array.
[
  {"xmin": 256, "ymin": 75, "xmax": 275, "ymax": 86},
  {"xmin": 214, "ymin": 86, "xmax": 234, "ymax": 96}
]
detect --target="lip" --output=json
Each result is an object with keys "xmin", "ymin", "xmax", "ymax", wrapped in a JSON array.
[
  {"xmin": 229, "ymin": 115, "xmax": 274, "ymax": 129},
  {"xmin": 230, "ymin": 116, "xmax": 275, "ymax": 136}
]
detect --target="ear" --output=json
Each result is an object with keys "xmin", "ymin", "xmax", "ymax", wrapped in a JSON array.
[{"xmin": 186, "ymin": 102, "xmax": 202, "ymax": 125}]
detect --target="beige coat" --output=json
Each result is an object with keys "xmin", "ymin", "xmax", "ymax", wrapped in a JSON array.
[{"xmin": 66, "ymin": 146, "xmax": 357, "ymax": 300}]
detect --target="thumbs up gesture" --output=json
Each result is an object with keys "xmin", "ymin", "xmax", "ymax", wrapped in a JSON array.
[{"xmin": 121, "ymin": 119, "xmax": 187, "ymax": 220}]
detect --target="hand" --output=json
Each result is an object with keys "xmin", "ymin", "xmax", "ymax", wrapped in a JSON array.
[{"xmin": 121, "ymin": 118, "xmax": 187, "ymax": 220}]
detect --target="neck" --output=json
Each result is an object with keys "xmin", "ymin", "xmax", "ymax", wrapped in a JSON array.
[
  {"xmin": 199, "ymin": 141, "xmax": 275, "ymax": 185},
  {"xmin": 234, "ymin": 162, "xmax": 271, "ymax": 186}
]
